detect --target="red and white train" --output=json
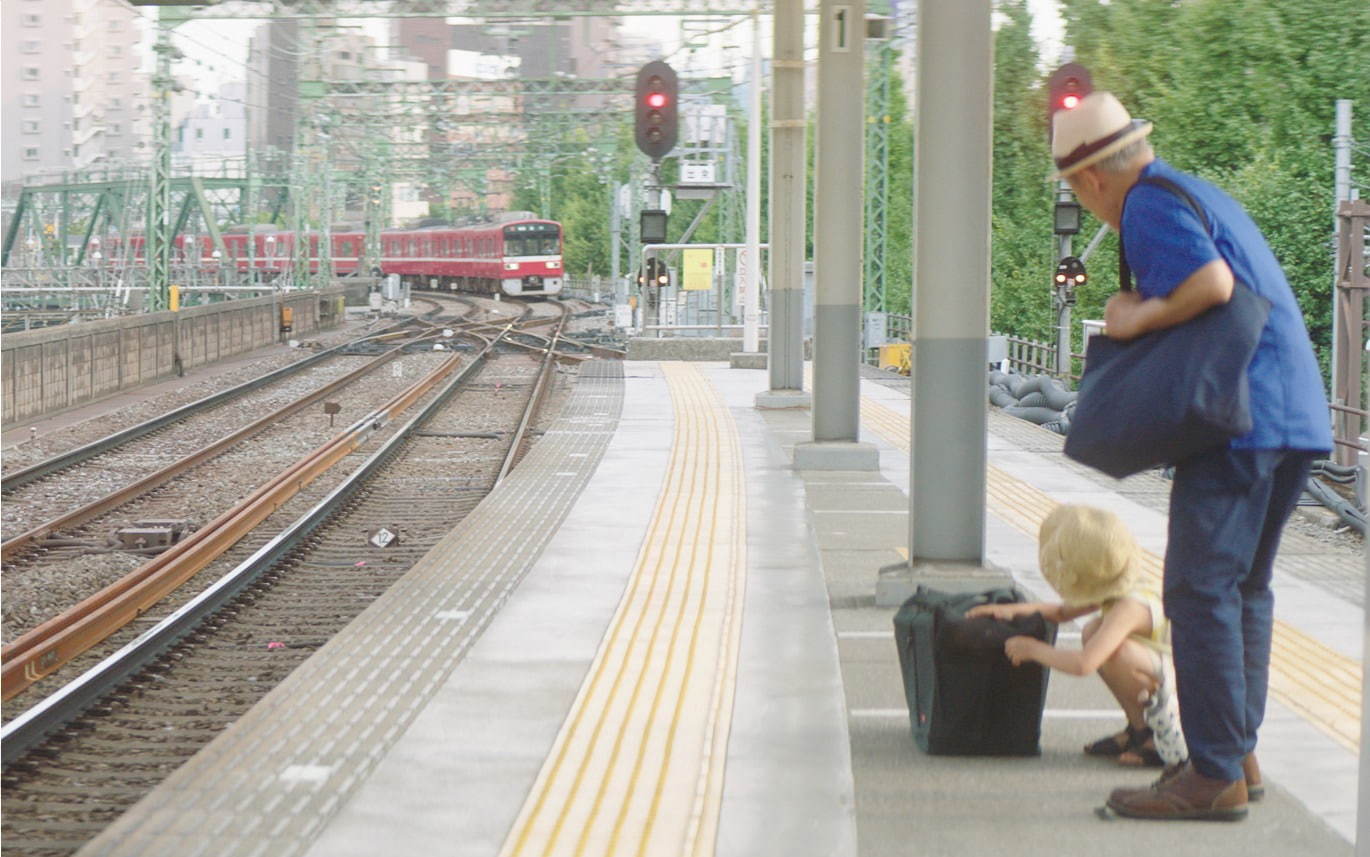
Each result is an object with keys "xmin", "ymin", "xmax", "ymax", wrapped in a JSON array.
[{"xmin": 106, "ymin": 214, "xmax": 564, "ymax": 297}]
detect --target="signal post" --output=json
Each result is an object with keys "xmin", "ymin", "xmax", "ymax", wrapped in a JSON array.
[
  {"xmin": 1047, "ymin": 63, "xmax": 1093, "ymax": 376},
  {"xmin": 634, "ymin": 62, "xmax": 678, "ymax": 332}
]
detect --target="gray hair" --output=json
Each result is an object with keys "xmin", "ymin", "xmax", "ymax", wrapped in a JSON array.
[{"xmin": 1092, "ymin": 138, "xmax": 1154, "ymax": 174}]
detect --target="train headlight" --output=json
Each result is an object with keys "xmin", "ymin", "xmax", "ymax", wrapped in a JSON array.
[
  {"xmin": 503, "ymin": 262, "xmax": 519, "ymax": 271},
  {"xmin": 545, "ymin": 261, "xmax": 558, "ymax": 269}
]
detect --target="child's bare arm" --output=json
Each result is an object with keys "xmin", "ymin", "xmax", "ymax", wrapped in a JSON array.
[
  {"xmin": 966, "ymin": 602, "xmax": 1058, "ymax": 622},
  {"xmin": 1058, "ymin": 602, "xmax": 1101, "ymax": 623},
  {"xmin": 1004, "ymin": 597, "xmax": 1149, "ymax": 676}
]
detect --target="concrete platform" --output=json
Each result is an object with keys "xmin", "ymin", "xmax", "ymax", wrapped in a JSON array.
[{"xmin": 75, "ymin": 361, "xmax": 1363, "ymax": 857}]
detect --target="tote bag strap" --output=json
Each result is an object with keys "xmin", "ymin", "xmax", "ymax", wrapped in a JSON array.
[{"xmin": 1119, "ymin": 175, "xmax": 1211, "ymax": 293}]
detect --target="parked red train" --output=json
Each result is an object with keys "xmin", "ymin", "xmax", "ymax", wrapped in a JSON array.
[{"xmin": 106, "ymin": 215, "xmax": 564, "ymax": 297}]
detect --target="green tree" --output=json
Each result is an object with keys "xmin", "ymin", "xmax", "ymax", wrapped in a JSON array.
[
  {"xmin": 989, "ymin": 0, "xmax": 1057, "ymax": 342},
  {"xmin": 1058, "ymin": 0, "xmax": 1370, "ymax": 375}
]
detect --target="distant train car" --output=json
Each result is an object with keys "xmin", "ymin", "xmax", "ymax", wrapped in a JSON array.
[{"xmin": 102, "ymin": 215, "xmax": 564, "ymax": 299}]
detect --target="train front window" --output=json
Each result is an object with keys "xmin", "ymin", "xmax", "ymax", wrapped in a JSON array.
[{"xmin": 504, "ymin": 224, "xmax": 559, "ymax": 258}]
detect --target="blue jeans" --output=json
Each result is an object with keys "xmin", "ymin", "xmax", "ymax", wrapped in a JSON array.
[{"xmin": 1163, "ymin": 448, "xmax": 1315, "ymax": 782}]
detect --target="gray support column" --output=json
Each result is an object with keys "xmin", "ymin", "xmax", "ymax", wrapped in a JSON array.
[
  {"xmin": 878, "ymin": 0, "xmax": 998, "ymax": 603},
  {"xmin": 794, "ymin": 0, "xmax": 877, "ymax": 470},
  {"xmin": 1361, "ymin": 440, "xmax": 1370, "ymax": 857},
  {"xmin": 911, "ymin": 0, "xmax": 991, "ymax": 562},
  {"xmin": 757, "ymin": 0, "xmax": 811, "ymax": 409}
]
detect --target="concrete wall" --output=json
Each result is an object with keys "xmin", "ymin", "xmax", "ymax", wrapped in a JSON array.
[{"xmin": 2, "ymin": 287, "xmax": 344, "ymax": 427}]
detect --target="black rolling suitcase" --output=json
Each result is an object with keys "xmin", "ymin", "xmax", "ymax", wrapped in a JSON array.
[{"xmin": 893, "ymin": 585, "xmax": 1057, "ymax": 755}]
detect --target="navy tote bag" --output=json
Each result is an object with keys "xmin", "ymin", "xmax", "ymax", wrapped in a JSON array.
[{"xmin": 1063, "ymin": 178, "xmax": 1271, "ymax": 479}]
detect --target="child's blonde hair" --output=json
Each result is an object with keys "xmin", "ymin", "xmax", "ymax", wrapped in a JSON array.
[{"xmin": 1038, "ymin": 505, "xmax": 1139, "ymax": 606}]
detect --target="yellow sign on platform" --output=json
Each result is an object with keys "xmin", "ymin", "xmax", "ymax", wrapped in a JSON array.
[{"xmin": 681, "ymin": 248, "xmax": 713, "ymax": 291}]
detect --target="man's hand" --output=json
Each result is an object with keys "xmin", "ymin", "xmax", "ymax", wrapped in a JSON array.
[
  {"xmin": 1104, "ymin": 290, "xmax": 1146, "ymax": 341},
  {"xmin": 1102, "ymin": 259, "xmax": 1235, "ymax": 342}
]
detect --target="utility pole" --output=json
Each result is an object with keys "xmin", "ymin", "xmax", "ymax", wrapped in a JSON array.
[
  {"xmin": 245, "ymin": 149, "xmax": 259, "ymax": 283},
  {"xmin": 146, "ymin": 8, "xmax": 178, "ymax": 311},
  {"xmin": 363, "ymin": 144, "xmax": 384, "ymax": 278},
  {"xmin": 1331, "ymin": 99, "xmax": 1352, "ymax": 459},
  {"xmin": 610, "ymin": 182, "xmax": 622, "ymax": 303},
  {"xmin": 742, "ymin": 10, "xmax": 763, "ymax": 354},
  {"xmin": 863, "ymin": 11, "xmax": 892, "ymax": 316},
  {"xmin": 292, "ymin": 20, "xmax": 329, "ymax": 290}
]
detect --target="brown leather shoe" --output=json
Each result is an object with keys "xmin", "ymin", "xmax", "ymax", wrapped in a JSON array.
[
  {"xmin": 1107, "ymin": 761, "xmax": 1248, "ymax": 821},
  {"xmin": 1243, "ymin": 753, "xmax": 1264, "ymax": 802}
]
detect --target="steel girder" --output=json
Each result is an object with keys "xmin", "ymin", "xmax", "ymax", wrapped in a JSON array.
[{"xmin": 149, "ymin": 1, "xmax": 767, "ymax": 20}]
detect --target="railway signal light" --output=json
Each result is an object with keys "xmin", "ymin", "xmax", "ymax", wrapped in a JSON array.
[
  {"xmin": 1055, "ymin": 256, "xmax": 1087, "ymax": 288},
  {"xmin": 1046, "ymin": 62, "xmax": 1093, "ymax": 143},
  {"xmin": 640, "ymin": 257, "xmax": 670, "ymax": 288},
  {"xmin": 634, "ymin": 60, "xmax": 678, "ymax": 161}
]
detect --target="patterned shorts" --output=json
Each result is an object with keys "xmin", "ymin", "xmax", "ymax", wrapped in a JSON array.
[{"xmin": 1142, "ymin": 650, "xmax": 1188, "ymax": 765}]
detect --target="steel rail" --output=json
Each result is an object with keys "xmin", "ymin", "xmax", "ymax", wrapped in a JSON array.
[
  {"xmin": 0, "ymin": 330, "xmax": 507, "ymax": 766},
  {"xmin": 460, "ymin": 319, "xmax": 617, "ymax": 364},
  {"xmin": 513, "ymin": 300, "xmax": 625, "ymax": 358},
  {"xmin": 0, "ymin": 324, "xmax": 514, "ymax": 700},
  {"xmin": 1, "ymin": 318, "xmax": 444, "ymax": 494},
  {"xmin": 496, "ymin": 308, "xmax": 569, "ymax": 485},
  {"xmin": 0, "ymin": 333, "xmax": 438, "ymax": 563}
]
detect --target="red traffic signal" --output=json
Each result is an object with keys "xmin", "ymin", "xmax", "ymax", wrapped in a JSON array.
[
  {"xmin": 1046, "ymin": 62, "xmax": 1093, "ymax": 141},
  {"xmin": 634, "ymin": 61, "xmax": 678, "ymax": 161}
]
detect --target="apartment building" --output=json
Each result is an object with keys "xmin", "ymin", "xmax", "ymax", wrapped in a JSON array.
[
  {"xmin": 1, "ymin": 0, "xmax": 149, "ymax": 185},
  {"xmin": 244, "ymin": 20, "xmax": 377, "ymax": 156},
  {"xmin": 173, "ymin": 81, "xmax": 248, "ymax": 169}
]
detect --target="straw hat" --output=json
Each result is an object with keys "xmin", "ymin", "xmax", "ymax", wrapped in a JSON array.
[
  {"xmin": 1051, "ymin": 91, "xmax": 1153, "ymax": 179},
  {"xmin": 1038, "ymin": 504, "xmax": 1139, "ymax": 606}
]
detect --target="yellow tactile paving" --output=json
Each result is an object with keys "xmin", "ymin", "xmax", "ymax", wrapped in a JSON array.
[
  {"xmin": 859, "ymin": 393, "xmax": 1363, "ymax": 752},
  {"xmin": 499, "ymin": 362, "xmax": 746, "ymax": 857}
]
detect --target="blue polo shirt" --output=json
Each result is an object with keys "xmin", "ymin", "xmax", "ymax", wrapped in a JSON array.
[{"xmin": 1121, "ymin": 159, "xmax": 1332, "ymax": 452}]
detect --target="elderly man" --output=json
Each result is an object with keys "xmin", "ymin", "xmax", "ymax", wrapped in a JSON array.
[{"xmin": 1050, "ymin": 92, "xmax": 1332, "ymax": 820}]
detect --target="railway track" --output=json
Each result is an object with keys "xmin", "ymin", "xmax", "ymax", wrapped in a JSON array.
[
  {"xmin": 0, "ymin": 312, "xmax": 461, "ymax": 496},
  {"xmin": 0, "ymin": 298, "xmax": 534, "ymax": 657},
  {"xmin": 1, "ymin": 301, "xmax": 586, "ymax": 856},
  {"xmin": 0, "ymin": 300, "xmax": 533, "ymax": 698}
]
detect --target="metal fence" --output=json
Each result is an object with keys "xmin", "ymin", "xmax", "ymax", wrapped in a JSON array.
[
  {"xmin": 862, "ymin": 312, "xmax": 1085, "ymax": 385},
  {"xmin": 1004, "ymin": 336, "xmax": 1085, "ymax": 383}
]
